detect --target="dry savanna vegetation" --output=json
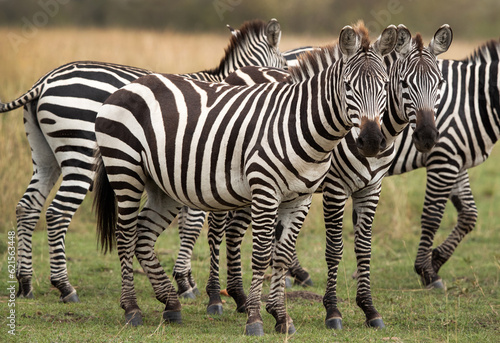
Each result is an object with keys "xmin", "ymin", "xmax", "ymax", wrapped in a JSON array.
[{"xmin": 0, "ymin": 28, "xmax": 498, "ymax": 342}]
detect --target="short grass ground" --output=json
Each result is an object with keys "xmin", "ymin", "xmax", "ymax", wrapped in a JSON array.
[{"xmin": 0, "ymin": 28, "xmax": 498, "ymax": 342}]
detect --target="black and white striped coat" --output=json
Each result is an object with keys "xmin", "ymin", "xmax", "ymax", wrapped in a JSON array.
[
  {"xmin": 92, "ymin": 24, "xmax": 398, "ymax": 335},
  {"xmin": 0, "ymin": 19, "xmax": 286, "ymax": 302},
  {"xmin": 195, "ymin": 24, "xmax": 452, "ymax": 330},
  {"xmin": 388, "ymin": 38, "xmax": 500, "ymax": 288}
]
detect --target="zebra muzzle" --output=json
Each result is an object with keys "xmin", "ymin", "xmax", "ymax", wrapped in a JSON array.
[
  {"xmin": 413, "ymin": 109, "xmax": 439, "ymax": 152},
  {"xmin": 356, "ymin": 118, "xmax": 387, "ymax": 157}
]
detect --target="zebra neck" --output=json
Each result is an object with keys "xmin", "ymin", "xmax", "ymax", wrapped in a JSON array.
[
  {"xmin": 287, "ymin": 68, "xmax": 351, "ymax": 160},
  {"xmin": 382, "ymin": 62, "xmax": 408, "ymax": 147}
]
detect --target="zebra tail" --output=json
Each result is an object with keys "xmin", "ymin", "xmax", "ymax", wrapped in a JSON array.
[
  {"xmin": 0, "ymin": 84, "xmax": 42, "ymax": 113},
  {"xmin": 92, "ymin": 152, "xmax": 117, "ymax": 254}
]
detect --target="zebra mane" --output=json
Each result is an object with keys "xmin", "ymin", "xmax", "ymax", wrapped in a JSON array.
[
  {"xmin": 204, "ymin": 19, "xmax": 269, "ymax": 76},
  {"xmin": 463, "ymin": 38, "xmax": 500, "ymax": 63},
  {"xmin": 287, "ymin": 21, "xmax": 370, "ymax": 83},
  {"xmin": 413, "ymin": 33, "xmax": 424, "ymax": 53}
]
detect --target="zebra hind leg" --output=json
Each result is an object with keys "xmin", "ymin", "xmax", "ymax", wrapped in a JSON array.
[
  {"xmin": 45, "ymin": 173, "xmax": 93, "ymax": 303},
  {"xmin": 135, "ymin": 184, "xmax": 183, "ymax": 325},
  {"xmin": 16, "ymin": 119, "xmax": 61, "ymax": 299},
  {"xmin": 432, "ymin": 172, "xmax": 477, "ymax": 275}
]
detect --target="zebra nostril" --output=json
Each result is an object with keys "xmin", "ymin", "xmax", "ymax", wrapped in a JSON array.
[
  {"xmin": 357, "ymin": 136, "xmax": 365, "ymax": 149},
  {"xmin": 380, "ymin": 137, "xmax": 387, "ymax": 150}
]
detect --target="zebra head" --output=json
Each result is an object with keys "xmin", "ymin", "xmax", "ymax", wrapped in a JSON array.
[
  {"xmin": 222, "ymin": 18, "xmax": 287, "ymax": 72},
  {"xmin": 340, "ymin": 24, "xmax": 397, "ymax": 157},
  {"xmin": 392, "ymin": 24, "xmax": 453, "ymax": 152}
]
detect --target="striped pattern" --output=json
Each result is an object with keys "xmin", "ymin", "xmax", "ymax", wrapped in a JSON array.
[
  {"xmin": 92, "ymin": 24, "xmax": 397, "ymax": 334},
  {"xmin": 1, "ymin": 19, "xmax": 286, "ymax": 302},
  {"xmin": 388, "ymin": 37, "xmax": 499, "ymax": 288},
  {"xmin": 192, "ymin": 25, "xmax": 451, "ymax": 329}
]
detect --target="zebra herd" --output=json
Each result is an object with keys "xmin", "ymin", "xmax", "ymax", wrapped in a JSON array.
[{"xmin": 2, "ymin": 18, "xmax": 499, "ymax": 336}]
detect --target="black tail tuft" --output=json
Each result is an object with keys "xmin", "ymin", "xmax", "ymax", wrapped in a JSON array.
[{"xmin": 92, "ymin": 151, "xmax": 117, "ymax": 254}]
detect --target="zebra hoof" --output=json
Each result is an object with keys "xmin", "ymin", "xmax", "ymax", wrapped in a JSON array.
[
  {"xmin": 285, "ymin": 276, "xmax": 293, "ymax": 289},
  {"xmin": 17, "ymin": 290, "xmax": 34, "ymax": 299},
  {"xmin": 426, "ymin": 278, "xmax": 445, "ymax": 290},
  {"xmin": 179, "ymin": 290, "xmax": 196, "ymax": 299},
  {"xmin": 192, "ymin": 287, "xmax": 201, "ymax": 296},
  {"xmin": 325, "ymin": 317, "xmax": 343, "ymax": 330},
  {"xmin": 125, "ymin": 311, "xmax": 143, "ymax": 326},
  {"xmin": 245, "ymin": 322, "xmax": 264, "ymax": 336},
  {"xmin": 294, "ymin": 277, "xmax": 313, "ymax": 287},
  {"xmin": 163, "ymin": 310, "xmax": 182, "ymax": 324},
  {"xmin": 366, "ymin": 318, "xmax": 385, "ymax": 329},
  {"xmin": 275, "ymin": 322, "xmax": 296, "ymax": 334},
  {"xmin": 61, "ymin": 290, "xmax": 80, "ymax": 303},
  {"xmin": 207, "ymin": 304, "xmax": 223, "ymax": 315}
]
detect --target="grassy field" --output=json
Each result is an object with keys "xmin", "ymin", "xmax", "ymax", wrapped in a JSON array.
[{"xmin": 0, "ymin": 28, "xmax": 499, "ymax": 342}]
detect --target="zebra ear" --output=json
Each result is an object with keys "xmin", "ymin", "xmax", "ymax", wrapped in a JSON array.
[
  {"xmin": 372, "ymin": 25, "xmax": 397, "ymax": 56},
  {"xmin": 226, "ymin": 24, "xmax": 239, "ymax": 37},
  {"xmin": 395, "ymin": 24, "xmax": 412, "ymax": 56},
  {"xmin": 429, "ymin": 24, "xmax": 453, "ymax": 56},
  {"xmin": 265, "ymin": 18, "xmax": 281, "ymax": 48},
  {"xmin": 339, "ymin": 25, "xmax": 360, "ymax": 60}
]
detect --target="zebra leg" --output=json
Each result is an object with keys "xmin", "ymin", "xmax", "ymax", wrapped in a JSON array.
[
  {"xmin": 16, "ymin": 107, "xmax": 61, "ymax": 299},
  {"xmin": 322, "ymin": 187, "xmax": 348, "ymax": 330},
  {"xmin": 288, "ymin": 249, "xmax": 313, "ymax": 287},
  {"xmin": 46, "ymin": 171, "xmax": 93, "ymax": 303},
  {"xmin": 352, "ymin": 187, "xmax": 384, "ymax": 328},
  {"xmin": 225, "ymin": 208, "xmax": 251, "ymax": 313},
  {"xmin": 135, "ymin": 182, "xmax": 182, "ymax": 325},
  {"xmin": 205, "ymin": 211, "xmax": 228, "ymax": 315},
  {"xmin": 265, "ymin": 198, "xmax": 310, "ymax": 335},
  {"xmin": 431, "ymin": 170, "xmax": 477, "ymax": 274},
  {"xmin": 174, "ymin": 206, "xmax": 205, "ymax": 299},
  {"xmin": 414, "ymin": 167, "xmax": 456, "ymax": 289},
  {"xmin": 244, "ymin": 198, "xmax": 279, "ymax": 336}
]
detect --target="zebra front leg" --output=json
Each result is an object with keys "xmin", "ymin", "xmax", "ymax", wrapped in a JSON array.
[
  {"xmin": 225, "ymin": 208, "xmax": 251, "ymax": 313},
  {"xmin": 352, "ymin": 188, "xmax": 384, "ymax": 328},
  {"xmin": 174, "ymin": 206, "xmax": 205, "ymax": 299},
  {"xmin": 265, "ymin": 199, "xmax": 310, "ymax": 335},
  {"xmin": 205, "ymin": 211, "xmax": 228, "ymax": 315},
  {"xmin": 432, "ymin": 171, "xmax": 477, "ymax": 274},
  {"xmin": 323, "ymin": 189, "xmax": 348, "ymax": 330},
  {"xmin": 415, "ymin": 168, "xmax": 455, "ymax": 289},
  {"xmin": 244, "ymin": 199, "xmax": 279, "ymax": 336}
]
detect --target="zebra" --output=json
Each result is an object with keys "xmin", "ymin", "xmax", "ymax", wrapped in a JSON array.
[
  {"xmin": 387, "ymin": 37, "xmax": 500, "ymax": 289},
  {"xmin": 92, "ymin": 23, "xmax": 398, "ymax": 335},
  {"xmin": 196, "ymin": 24, "xmax": 452, "ymax": 329},
  {"xmin": 0, "ymin": 18, "xmax": 286, "ymax": 303}
]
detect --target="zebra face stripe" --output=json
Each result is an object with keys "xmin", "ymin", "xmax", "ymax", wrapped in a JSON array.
[
  {"xmin": 392, "ymin": 47, "xmax": 444, "ymax": 152},
  {"xmin": 342, "ymin": 50, "xmax": 390, "ymax": 156}
]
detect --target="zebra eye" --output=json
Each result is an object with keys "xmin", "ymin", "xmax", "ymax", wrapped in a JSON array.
[
  {"xmin": 344, "ymin": 81, "xmax": 352, "ymax": 92},
  {"xmin": 400, "ymin": 79, "xmax": 409, "ymax": 88},
  {"xmin": 438, "ymin": 78, "xmax": 446, "ymax": 88}
]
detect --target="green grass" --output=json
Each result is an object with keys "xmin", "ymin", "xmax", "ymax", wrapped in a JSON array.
[{"xmin": 0, "ymin": 172, "xmax": 499, "ymax": 342}]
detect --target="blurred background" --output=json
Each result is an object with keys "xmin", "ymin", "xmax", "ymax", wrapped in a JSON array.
[{"xmin": 0, "ymin": 0, "xmax": 499, "ymax": 39}]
